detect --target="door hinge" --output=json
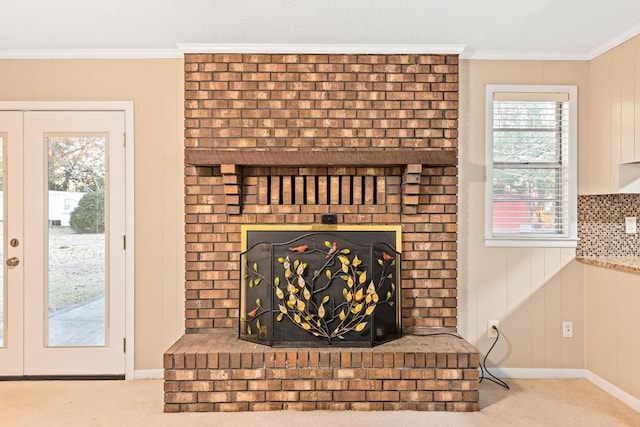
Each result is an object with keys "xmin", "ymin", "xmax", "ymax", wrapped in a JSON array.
[
  {"xmin": 123, "ymin": 338, "xmax": 126, "ymax": 353},
  {"xmin": 123, "ymin": 235, "xmax": 126, "ymax": 250},
  {"xmin": 123, "ymin": 132, "xmax": 126, "ymax": 147}
]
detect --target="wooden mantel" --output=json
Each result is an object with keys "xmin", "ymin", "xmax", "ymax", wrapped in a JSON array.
[
  {"xmin": 185, "ymin": 148, "xmax": 457, "ymax": 167},
  {"xmin": 185, "ymin": 148, "xmax": 457, "ymax": 214}
]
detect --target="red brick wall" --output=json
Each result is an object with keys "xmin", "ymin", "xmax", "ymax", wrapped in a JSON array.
[{"xmin": 184, "ymin": 53, "xmax": 458, "ymax": 333}]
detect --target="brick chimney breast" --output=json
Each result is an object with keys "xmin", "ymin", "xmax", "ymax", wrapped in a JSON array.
[{"xmin": 184, "ymin": 53, "xmax": 459, "ymax": 333}]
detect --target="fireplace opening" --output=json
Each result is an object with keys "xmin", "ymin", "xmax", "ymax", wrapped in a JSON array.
[{"xmin": 239, "ymin": 225, "xmax": 402, "ymax": 347}]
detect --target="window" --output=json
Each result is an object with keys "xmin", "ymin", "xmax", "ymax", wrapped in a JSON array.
[{"xmin": 485, "ymin": 85, "xmax": 577, "ymax": 247}]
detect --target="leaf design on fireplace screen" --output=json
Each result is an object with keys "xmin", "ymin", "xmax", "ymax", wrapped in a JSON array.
[
  {"xmin": 240, "ymin": 228, "xmax": 401, "ymax": 346},
  {"xmin": 241, "ymin": 237, "xmax": 398, "ymax": 344}
]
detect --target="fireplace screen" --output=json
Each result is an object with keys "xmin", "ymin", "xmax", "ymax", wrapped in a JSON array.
[{"xmin": 239, "ymin": 225, "xmax": 401, "ymax": 347}]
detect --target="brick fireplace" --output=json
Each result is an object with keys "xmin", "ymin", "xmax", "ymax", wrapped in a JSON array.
[{"xmin": 164, "ymin": 53, "xmax": 479, "ymax": 412}]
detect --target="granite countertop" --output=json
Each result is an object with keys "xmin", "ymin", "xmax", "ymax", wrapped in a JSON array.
[{"xmin": 575, "ymin": 256, "xmax": 640, "ymax": 274}]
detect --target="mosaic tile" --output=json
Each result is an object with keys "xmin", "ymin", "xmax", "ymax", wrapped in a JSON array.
[{"xmin": 577, "ymin": 194, "xmax": 640, "ymax": 257}]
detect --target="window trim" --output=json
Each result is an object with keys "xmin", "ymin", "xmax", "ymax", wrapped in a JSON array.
[{"xmin": 485, "ymin": 84, "xmax": 578, "ymax": 248}]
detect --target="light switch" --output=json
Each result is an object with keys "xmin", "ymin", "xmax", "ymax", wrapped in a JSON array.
[{"xmin": 625, "ymin": 217, "xmax": 637, "ymax": 234}]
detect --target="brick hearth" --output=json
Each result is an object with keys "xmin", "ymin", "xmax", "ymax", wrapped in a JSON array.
[{"xmin": 164, "ymin": 329, "xmax": 479, "ymax": 412}]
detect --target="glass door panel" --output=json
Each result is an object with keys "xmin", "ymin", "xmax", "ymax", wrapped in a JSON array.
[
  {"xmin": 0, "ymin": 109, "xmax": 125, "ymax": 377},
  {"xmin": 23, "ymin": 111, "xmax": 125, "ymax": 376},
  {"xmin": 46, "ymin": 135, "xmax": 106, "ymax": 347},
  {"xmin": 0, "ymin": 134, "xmax": 4, "ymax": 347},
  {"xmin": 0, "ymin": 111, "xmax": 25, "ymax": 376}
]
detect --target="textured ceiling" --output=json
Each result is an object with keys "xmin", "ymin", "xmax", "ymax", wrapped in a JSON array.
[{"xmin": 2, "ymin": 0, "xmax": 640, "ymax": 59}]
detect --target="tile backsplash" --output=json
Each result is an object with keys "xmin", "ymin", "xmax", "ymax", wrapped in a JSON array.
[{"xmin": 577, "ymin": 194, "xmax": 640, "ymax": 257}]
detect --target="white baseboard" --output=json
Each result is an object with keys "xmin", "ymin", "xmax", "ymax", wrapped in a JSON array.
[
  {"xmin": 585, "ymin": 371, "xmax": 640, "ymax": 413},
  {"xmin": 488, "ymin": 368, "xmax": 587, "ymax": 379},
  {"xmin": 488, "ymin": 368, "xmax": 639, "ymax": 413},
  {"xmin": 133, "ymin": 369, "xmax": 163, "ymax": 379}
]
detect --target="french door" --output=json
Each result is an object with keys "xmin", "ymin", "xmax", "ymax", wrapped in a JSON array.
[{"xmin": 0, "ymin": 110, "xmax": 126, "ymax": 377}]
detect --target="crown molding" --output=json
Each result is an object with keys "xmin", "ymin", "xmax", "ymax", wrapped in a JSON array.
[
  {"xmin": 4, "ymin": 29, "xmax": 640, "ymax": 61},
  {"xmin": 588, "ymin": 21, "xmax": 640, "ymax": 60},
  {"xmin": 177, "ymin": 43, "xmax": 466, "ymax": 55},
  {"xmin": 460, "ymin": 50, "xmax": 590, "ymax": 61},
  {"xmin": 0, "ymin": 49, "xmax": 182, "ymax": 59},
  {"xmin": 462, "ymin": 21, "xmax": 640, "ymax": 61}
]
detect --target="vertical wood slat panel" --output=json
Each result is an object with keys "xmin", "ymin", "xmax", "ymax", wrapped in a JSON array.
[
  {"xmin": 270, "ymin": 176, "xmax": 280, "ymax": 205},
  {"xmin": 329, "ymin": 176, "xmax": 340, "ymax": 205},
  {"xmin": 257, "ymin": 176, "xmax": 269, "ymax": 205},
  {"xmin": 620, "ymin": 40, "xmax": 635, "ymax": 161},
  {"xmin": 364, "ymin": 176, "xmax": 375, "ymax": 204},
  {"xmin": 306, "ymin": 176, "xmax": 316, "ymax": 205},
  {"xmin": 281, "ymin": 176, "xmax": 292, "ymax": 205},
  {"xmin": 244, "ymin": 172, "xmax": 397, "ymax": 206},
  {"xmin": 341, "ymin": 176, "xmax": 351, "ymax": 205},
  {"xmin": 376, "ymin": 176, "xmax": 386, "ymax": 205},
  {"xmin": 236, "ymin": 172, "xmax": 398, "ymax": 205},
  {"xmin": 317, "ymin": 176, "xmax": 328, "ymax": 205},
  {"xmin": 635, "ymin": 37, "xmax": 640, "ymax": 160},
  {"xmin": 352, "ymin": 176, "xmax": 363, "ymax": 205},
  {"xmin": 294, "ymin": 176, "xmax": 305, "ymax": 205}
]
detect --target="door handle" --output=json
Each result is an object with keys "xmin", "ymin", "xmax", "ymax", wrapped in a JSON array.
[{"xmin": 6, "ymin": 257, "xmax": 20, "ymax": 267}]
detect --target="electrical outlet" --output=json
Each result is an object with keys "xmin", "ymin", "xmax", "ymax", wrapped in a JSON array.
[
  {"xmin": 625, "ymin": 217, "xmax": 637, "ymax": 234},
  {"xmin": 487, "ymin": 320, "xmax": 499, "ymax": 338},
  {"xmin": 562, "ymin": 321, "xmax": 573, "ymax": 338}
]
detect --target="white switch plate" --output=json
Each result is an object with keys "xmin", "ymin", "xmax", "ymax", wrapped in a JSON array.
[
  {"xmin": 625, "ymin": 217, "xmax": 637, "ymax": 234},
  {"xmin": 562, "ymin": 321, "xmax": 573, "ymax": 338}
]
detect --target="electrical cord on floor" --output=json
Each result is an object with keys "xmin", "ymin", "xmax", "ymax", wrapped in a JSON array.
[
  {"xmin": 480, "ymin": 326, "xmax": 510, "ymax": 390},
  {"xmin": 410, "ymin": 327, "xmax": 510, "ymax": 390}
]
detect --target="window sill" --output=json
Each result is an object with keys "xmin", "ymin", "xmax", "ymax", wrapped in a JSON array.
[{"xmin": 484, "ymin": 238, "xmax": 578, "ymax": 248}]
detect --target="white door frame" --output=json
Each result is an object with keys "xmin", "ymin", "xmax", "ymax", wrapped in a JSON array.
[{"xmin": 0, "ymin": 101, "xmax": 135, "ymax": 379}]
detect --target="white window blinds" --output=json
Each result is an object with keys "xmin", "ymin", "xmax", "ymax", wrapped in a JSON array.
[{"xmin": 486, "ymin": 85, "xmax": 577, "ymax": 247}]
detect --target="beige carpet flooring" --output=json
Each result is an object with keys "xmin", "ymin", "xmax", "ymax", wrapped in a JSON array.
[{"xmin": 0, "ymin": 378, "xmax": 638, "ymax": 426}]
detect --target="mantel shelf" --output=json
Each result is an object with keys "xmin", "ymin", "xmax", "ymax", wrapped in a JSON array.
[{"xmin": 185, "ymin": 149, "xmax": 457, "ymax": 167}]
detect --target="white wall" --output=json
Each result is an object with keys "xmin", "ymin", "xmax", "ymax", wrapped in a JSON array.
[
  {"xmin": 584, "ymin": 33, "xmax": 640, "ymax": 402},
  {"xmin": 458, "ymin": 60, "xmax": 589, "ymax": 369},
  {"xmin": 0, "ymin": 56, "xmax": 597, "ymax": 373},
  {"xmin": 0, "ymin": 58, "xmax": 185, "ymax": 371},
  {"xmin": 586, "ymin": 265, "xmax": 640, "ymax": 400}
]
